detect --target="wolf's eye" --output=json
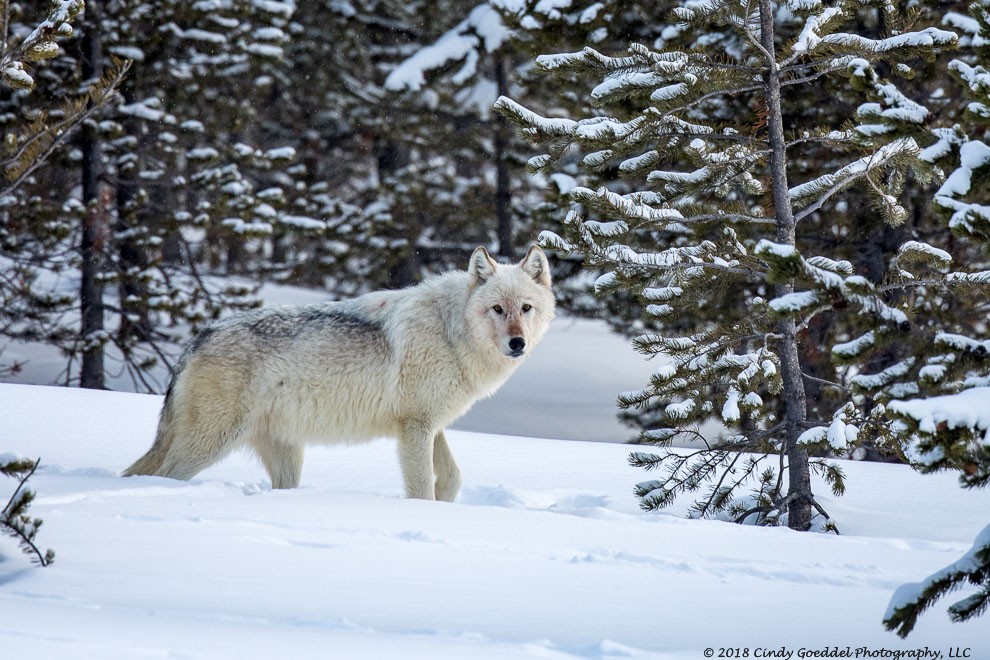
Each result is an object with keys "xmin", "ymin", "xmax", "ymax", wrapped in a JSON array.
[
  {"xmin": 522, "ymin": 304, "xmax": 532, "ymax": 313},
  {"xmin": 492, "ymin": 305, "xmax": 503, "ymax": 314}
]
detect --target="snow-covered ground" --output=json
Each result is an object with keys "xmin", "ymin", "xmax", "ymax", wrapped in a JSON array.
[{"xmin": 2, "ymin": 383, "xmax": 989, "ymax": 659}]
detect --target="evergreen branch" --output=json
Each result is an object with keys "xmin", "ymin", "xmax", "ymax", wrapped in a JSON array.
[
  {"xmin": 648, "ymin": 130, "xmax": 760, "ymax": 146},
  {"xmin": 810, "ymin": 498, "xmax": 839, "ymax": 534},
  {"xmin": 802, "ymin": 293, "xmax": 852, "ymax": 329},
  {"xmin": 662, "ymin": 83, "xmax": 765, "ymax": 117},
  {"xmin": 732, "ymin": 500, "xmax": 771, "ymax": 525},
  {"xmin": 770, "ymin": 491, "xmax": 840, "ymax": 534},
  {"xmin": 876, "ymin": 278, "xmax": 945, "ymax": 293},
  {"xmin": 639, "ymin": 427, "xmax": 714, "ymax": 451},
  {"xmin": 695, "ymin": 450, "xmax": 746, "ymax": 518},
  {"xmin": 884, "ymin": 525, "xmax": 990, "ymax": 637},
  {"xmin": 779, "ymin": 60, "xmax": 851, "ymax": 86},
  {"xmin": 683, "ymin": 213, "xmax": 775, "ymax": 226},
  {"xmin": 1, "ymin": 59, "xmax": 131, "ymax": 197},
  {"xmin": 792, "ymin": 167, "xmax": 873, "ymax": 223},
  {"xmin": 617, "ymin": 260, "xmax": 761, "ymax": 279},
  {"xmin": 1, "ymin": 457, "xmax": 54, "ymax": 566},
  {"xmin": 685, "ymin": 54, "xmax": 759, "ymax": 77},
  {"xmin": 790, "ymin": 136, "xmax": 918, "ymax": 224},
  {"xmin": 0, "ymin": 0, "xmax": 84, "ymax": 90},
  {"xmin": 801, "ymin": 371, "xmax": 850, "ymax": 393},
  {"xmin": 785, "ymin": 132, "xmax": 856, "ymax": 150}
]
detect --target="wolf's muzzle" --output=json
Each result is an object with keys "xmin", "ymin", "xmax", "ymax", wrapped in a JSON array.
[{"xmin": 508, "ymin": 337, "xmax": 526, "ymax": 357}]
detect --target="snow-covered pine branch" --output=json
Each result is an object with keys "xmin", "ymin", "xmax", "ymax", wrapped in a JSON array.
[
  {"xmin": 933, "ymin": 139, "xmax": 990, "ymax": 241},
  {"xmin": 569, "ymin": 186, "xmax": 683, "ymax": 225},
  {"xmin": 789, "ymin": 137, "xmax": 919, "ymax": 224},
  {"xmin": 822, "ymin": 27, "xmax": 958, "ymax": 58},
  {"xmin": 384, "ymin": 4, "xmax": 510, "ymax": 93},
  {"xmin": 0, "ymin": 0, "xmax": 83, "ymax": 90},
  {"xmin": 883, "ymin": 386, "xmax": 990, "ymax": 637},
  {"xmin": 884, "ymin": 523, "xmax": 990, "ymax": 638}
]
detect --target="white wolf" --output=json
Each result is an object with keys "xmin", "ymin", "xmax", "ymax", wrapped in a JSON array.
[{"xmin": 123, "ymin": 246, "xmax": 555, "ymax": 501}]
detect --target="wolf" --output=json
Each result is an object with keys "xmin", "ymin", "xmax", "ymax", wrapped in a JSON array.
[{"xmin": 122, "ymin": 246, "xmax": 555, "ymax": 501}]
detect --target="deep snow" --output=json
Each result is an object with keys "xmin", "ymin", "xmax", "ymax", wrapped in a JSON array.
[{"xmin": 2, "ymin": 383, "xmax": 989, "ymax": 659}]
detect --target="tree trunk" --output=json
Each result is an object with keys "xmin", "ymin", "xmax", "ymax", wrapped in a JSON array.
[
  {"xmin": 759, "ymin": 0, "xmax": 812, "ymax": 531},
  {"xmin": 493, "ymin": 54, "xmax": 514, "ymax": 259},
  {"xmin": 79, "ymin": 0, "xmax": 106, "ymax": 390},
  {"xmin": 375, "ymin": 136, "xmax": 417, "ymax": 288}
]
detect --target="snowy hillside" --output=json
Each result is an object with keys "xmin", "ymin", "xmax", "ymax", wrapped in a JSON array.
[{"xmin": 2, "ymin": 383, "xmax": 989, "ymax": 659}]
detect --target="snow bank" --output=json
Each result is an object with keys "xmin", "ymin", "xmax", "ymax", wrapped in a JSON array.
[{"xmin": 2, "ymin": 384, "xmax": 990, "ymax": 658}]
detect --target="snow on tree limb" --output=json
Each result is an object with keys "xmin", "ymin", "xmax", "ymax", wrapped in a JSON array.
[
  {"xmin": 384, "ymin": 5, "xmax": 509, "ymax": 92},
  {"xmin": 492, "ymin": 96, "xmax": 576, "ymax": 138},
  {"xmin": 822, "ymin": 27, "xmax": 958, "ymax": 56},
  {"xmin": 884, "ymin": 523, "xmax": 990, "ymax": 638},
  {"xmin": 1, "ymin": 0, "xmax": 85, "ymax": 90},
  {"xmin": 788, "ymin": 137, "xmax": 919, "ymax": 213},
  {"xmin": 791, "ymin": 6, "xmax": 845, "ymax": 55}
]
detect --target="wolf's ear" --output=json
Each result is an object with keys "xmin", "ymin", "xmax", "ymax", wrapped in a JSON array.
[
  {"xmin": 520, "ymin": 245, "xmax": 551, "ymax": 287},
  {"xmin": 468, "ymin": 247, "xmax": 498, "ymax": 287}
]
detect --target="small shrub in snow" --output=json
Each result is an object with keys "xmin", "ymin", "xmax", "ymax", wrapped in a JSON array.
[{"xmin": 1, "ymin": 456, "xmax": 54, "ymax": 567}]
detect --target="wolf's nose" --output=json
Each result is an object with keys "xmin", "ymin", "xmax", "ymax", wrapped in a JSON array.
[{"xmin": 509, "ymin": 337, "xmax": 526, "ymax": 353}]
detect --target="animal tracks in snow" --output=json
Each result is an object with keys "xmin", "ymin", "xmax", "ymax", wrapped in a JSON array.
[
  {"xmin": 459, "ymin": 485, "xmax": 615, "ymax": 517},
  {"xmin": 459, "ymin": 484, "xmax": 905, "ymax": 592}
]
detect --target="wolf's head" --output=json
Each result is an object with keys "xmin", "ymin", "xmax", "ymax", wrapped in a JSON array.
[{"xmin": 466, "ymin": 245, "xmax": 556, "ymax": 360}]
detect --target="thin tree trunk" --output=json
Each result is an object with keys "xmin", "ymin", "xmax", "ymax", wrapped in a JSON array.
[
  {"xmin": 493, "ymin": 54, "xmax": 513, "ymax": 259},
  {"xmin": 759, "ymin": 0, "xmax": 812, "ymax": 531},
  {"xmin": 375, "ymin": 136, "xmax": 417, "ymax": 288},
  {"xmin": 79, "ymin": 0, "xmax": 106, "ymax": 389}
]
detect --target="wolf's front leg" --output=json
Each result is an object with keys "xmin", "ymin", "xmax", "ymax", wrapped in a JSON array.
[
  {"xmin": 398, "ymin": 422, "xmax": 436, "ymax": 500},
  {"xmin": 432, "ymin": 430, "xmax": 462, "ymax": 502}
]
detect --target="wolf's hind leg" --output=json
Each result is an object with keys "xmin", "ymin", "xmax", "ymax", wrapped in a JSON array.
[
  {"xmin": 251, "ymin": 435, "xmax": 304, "ymax": 489},
  {"xmin": 433, "ymin": 430, "xmax": 461, "ymax": 502}
]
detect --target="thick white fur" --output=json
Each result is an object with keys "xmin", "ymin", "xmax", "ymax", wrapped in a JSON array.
[{"xmin": 123, "ymin": 246, "xmax": 555, "ymax": 501}]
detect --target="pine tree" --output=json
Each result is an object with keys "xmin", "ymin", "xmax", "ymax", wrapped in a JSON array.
[
  {"xmin": 1, "ymin": 0, "xmax": 127, "ymax": 378},
  {"xmin": 881, "ymin": 1, "xmax": 990, "ymax": 636},
  {"xmin": 2, "ymin": 0, "xmax": 302, "ymax": 391},
  {"xmin": 83, "ymin": 0, "xmax": 300, "ymax": 390},
  {"xmin": 497, "ymin": 1, "xmax": 957, "ymax": 530},
  {"xmin": 1, "ymin": 0, "xmax": 126, "ymax": 195},
  {"xmin": 240, "ymin": 0, "xmax": 428, "ymax": 291},
  {"xmin": 383, "ymin": 2, "xmax": 533, "ymax": 262},
  {"xmin": 487, "ymin": 0, "xmax": 765, "ymax": 359}
]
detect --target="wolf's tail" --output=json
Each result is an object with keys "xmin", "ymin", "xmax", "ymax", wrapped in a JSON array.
[
  {"xmin": 121, "ymin": 425, "xmax": 173, "ymax": 476},
  {"xmin": 121, "ymin": 392, "xmax": 177, "ymax": 477}
]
